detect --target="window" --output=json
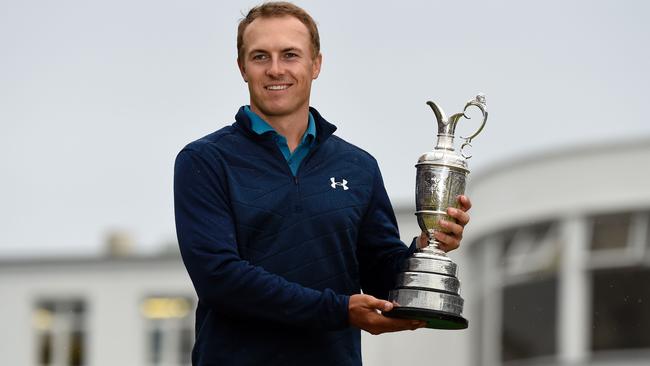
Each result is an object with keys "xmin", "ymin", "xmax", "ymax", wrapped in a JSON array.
[
  {"xmin": 591, "ymin": 267, "xmax": 650, "ymax": 351},
  {"xmin": 473, "ymin": 209, "xmax": 650, "ymax": 365},
  {"xmin": 502, "ymin": 222, "xmax": 560, "ymax": 277},
  {"xmin": 590, "ymin": 212, "xmax": 632, "ymax": 251},
  {"xmin": 587, "ymin": 210, "xmax": 650, "ymax": 356},
  {"xmin": 502, "ymin": 277, "xmax": 557, "ymax": 362},
  {"xmin": 33, "ymin": 299, "xmax": 86, "ymax": 366},
  {"xmin": 500, "ymin": 222, "xmax": 560, "ymax": 363},
  {"xmin": 141, "ymin": 296, "xmax": 194, "ymax": 366}
]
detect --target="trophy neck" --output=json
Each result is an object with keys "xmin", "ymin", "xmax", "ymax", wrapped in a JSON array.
[
  {"xmin": 415, "ymin": 247, "xmax": 452, "ymax": 262},
  {"xmin": 416, "ymin": 234, "xmax": 453, "ymax": 262},
  {"xmin": 435, "ymin": 134, "xmax": 455, "ymax": 151}
]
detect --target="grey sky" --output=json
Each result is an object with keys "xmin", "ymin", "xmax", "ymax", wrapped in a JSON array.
[{"xmin": 2, "ymin": 0, "xmax": 649, "ymax": 257}]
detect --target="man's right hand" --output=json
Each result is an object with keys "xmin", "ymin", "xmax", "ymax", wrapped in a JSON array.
[{"xmin": 348, "ymin": 294, "xmax": 426, "ymax": 335}]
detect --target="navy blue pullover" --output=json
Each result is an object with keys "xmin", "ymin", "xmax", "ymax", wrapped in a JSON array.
[{"xmin": 174, "ymin": 107, "xmax": 416, "ymax": 366}]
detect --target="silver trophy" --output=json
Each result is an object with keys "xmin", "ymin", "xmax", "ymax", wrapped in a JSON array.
[{"xmin": 386, "ymin": 94, "xmax": 488, "ymax": 329}]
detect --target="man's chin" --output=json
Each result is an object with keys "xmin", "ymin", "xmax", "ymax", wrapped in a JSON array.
[{"xmin": 254, "ymin": 103, "xmax": 305, "ymax": 118}]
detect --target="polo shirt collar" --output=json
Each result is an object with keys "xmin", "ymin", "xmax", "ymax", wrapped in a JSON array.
[{"xmin": 244, "ymin": 106, "xmax": 316, "ymax": 144}]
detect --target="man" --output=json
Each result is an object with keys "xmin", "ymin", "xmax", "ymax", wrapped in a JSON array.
[{"xmin": 174, "ymin": 2, "xmax": 471, "ymax": 365}]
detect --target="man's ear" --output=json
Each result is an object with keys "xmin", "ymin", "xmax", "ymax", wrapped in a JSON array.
[
  {"xmin": 237, "ymin": 58, "xmax": 248, "ymax": 83},
  {"xmin": 312, "ymin": 53, "xmax": 322, "ymax": 80}
]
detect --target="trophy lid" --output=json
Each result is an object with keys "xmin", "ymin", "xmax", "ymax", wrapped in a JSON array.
[
  {"xmin": 417, "ymin": 150, "xmax": 469, "ymax": 171},
  {"xmin": 416, "ymin": 94, "xmax": 488, "ymax": 171}
]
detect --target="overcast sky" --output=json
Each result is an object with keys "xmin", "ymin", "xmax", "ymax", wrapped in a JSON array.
[{"xmin": 2, "ymin": 0, "xmax": 649, "ymax": 257}]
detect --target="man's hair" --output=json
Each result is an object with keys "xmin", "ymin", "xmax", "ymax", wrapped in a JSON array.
[{"xmin": 237, "ymin": 2, "xmax": 320, "ymax": 60}]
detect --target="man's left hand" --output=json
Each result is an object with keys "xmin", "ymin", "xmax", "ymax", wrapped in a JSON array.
[{"xmin": 417, "ymin": 195, "xmax": 472, "ymax": 252}]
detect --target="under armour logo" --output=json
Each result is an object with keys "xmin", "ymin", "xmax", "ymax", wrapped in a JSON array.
[{"xmin": 330, "ymin": 177, "xmax": 349, "ymax": 190}]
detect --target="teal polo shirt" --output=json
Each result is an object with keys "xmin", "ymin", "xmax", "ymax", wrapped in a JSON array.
[{"xmin": 244, "ymin": 106, "xmax": 316, "ymax": 176}]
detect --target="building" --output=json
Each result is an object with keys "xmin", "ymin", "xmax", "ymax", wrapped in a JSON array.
[
  {"xmin": 0, "ymin": 247, "xmax": 194, "ymax": 366},
  {"xmin": 0, "ymin": 225, "xmax": 468, "ymax": 366},
  {"xmin": 464, "ymin": 138, "xmax": 650, "ymax": 366},
  {"xmin": 3, "ymin": 138, "xmax": 648, "ymax": 366}
]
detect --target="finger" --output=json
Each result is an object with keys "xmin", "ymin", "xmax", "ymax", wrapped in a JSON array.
[
  {"xmin": 373, "ymin": 315, "xmax": 426, "ymax": 332},
  {"xmin": 448, "ymin": 207, "xmax": 470, "ymax": 226},
  {"xmin": 417, "ymin": 232, "xmax": 429, "ymax": 248},
  {"xmin": 458, "ymin": 195, "xmax": 472, "ymax": 211},
  {"xmin": 388, "ymin": 318, "xmax": 426, "ymax": 331},
  {"xmin": 440, "ymin": 219, "xmax": 464, "ymax": 237},
  {"xmin": 364, "ymin": 295, "xmax": 394, "ymax": 312},
  {"xmin": 434, "ymin": 231, "xmax": 460, "ymax": 252}
]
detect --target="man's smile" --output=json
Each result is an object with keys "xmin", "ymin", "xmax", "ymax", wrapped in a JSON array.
[{"xmin": 265, "ymin": 84, "xmax": 292, "ymax": 91}]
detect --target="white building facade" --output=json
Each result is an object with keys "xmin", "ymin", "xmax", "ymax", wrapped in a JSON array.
[
  {"xmin": 0, "ymin": 227, "xmax": 469, "ymax": 366},
  {"xmin": 465, "ymin": 139, "xmax": 650, "ymax": 366},
  {"xmin": 3, "ymin": 139, "xmax": 649, "ymax": 366},
  {"xmin": 0, "ymin": 254, "xmax": 196, "ymax": 366}
]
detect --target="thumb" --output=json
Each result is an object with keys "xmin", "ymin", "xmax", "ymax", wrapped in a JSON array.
[{"xmin": 366, "ymin": 295, "xmax": 393, "ymax": 312}]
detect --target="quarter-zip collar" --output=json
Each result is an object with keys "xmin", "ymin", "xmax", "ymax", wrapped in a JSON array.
[{"xmin": 233, "ymin": 106, "xmax": 337, "ymax": 148}]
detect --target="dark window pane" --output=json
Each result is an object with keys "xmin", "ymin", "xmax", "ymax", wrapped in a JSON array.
[
  {"xmin": 69, "ymin": 331, "xmax": 84, "ymax": 366},
  {"xmin": 501, "ymin": 230, "xmax": 517, "ymax": 257},
  {"xmin": 590, "ymin": 213, "xmax": 632, "ymax": 251},
  {"xmin": 500, "ymin": 222, "xmax": 555, "ymax": 263},
  {"xmin": 502, "ymin": 277, "xmax": 557, "ymax": 362},
  {"xmin": 149, "ymin": 327, "xmax": 163, "ymax": 364},
  {"xmin": 592, "ymin": 267, "xmax": 650, "ymax": 351},
  {"xmin": 179, "ymin": 327, "xmax": 193, "ymax": 365},
  {"xmin": 38, "ymin": 332, "xmax": 52, "ymax": 365},
  {"xmin": 70, "ymin": 301, "xmax": 85, "ymax": 314},
  {"xmin": 34, "ymin": 299, "xmax": 86, "ymax": 366},
  {"xmin": 38, "ymin": 302, "xmax": 56, "ymax": 312},
  {"xmin": 646, "ymin": 214, "xmax": 650, "ymax": 249}
]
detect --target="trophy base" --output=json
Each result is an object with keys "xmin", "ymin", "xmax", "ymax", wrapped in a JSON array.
[
  {"xmin": 387, "ymin": 246, "xmax": 468, "ymax": 330},
  {"xmin": 384, "ymin": 306, "xmax": 468, "ymax": 330}
]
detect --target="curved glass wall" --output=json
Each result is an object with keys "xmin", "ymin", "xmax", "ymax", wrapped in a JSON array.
[{"xmin": 471, "ymin": 210, "xmax": 650, "ymax": 366}]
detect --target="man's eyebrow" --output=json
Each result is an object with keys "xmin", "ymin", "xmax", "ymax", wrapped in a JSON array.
[
  {"xmin": 246, "ymin": 47, "xmax": 303, "ymax": 56},
  {"xmin": 247, "ymin": 48, "xmax": 268, "ymax": 55},
  {"xmin": 248, "ymin": 47, "xmax": 302, "ymax": 55}
]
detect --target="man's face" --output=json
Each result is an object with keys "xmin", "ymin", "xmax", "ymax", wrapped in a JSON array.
[{"xmin": 238, "ymin": 16, "xmax": 322, "ymax": 120}]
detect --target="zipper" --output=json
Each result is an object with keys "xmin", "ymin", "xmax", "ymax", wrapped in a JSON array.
[
  {"xmin": 295, "ymin": 139, "xmax": 323, "ymax": 177},
  {"xmin": 292, "ymin": 139, "xmax": 326, "ymax": 213},
  {"xmin": 294, "ymin": 174, "xmax": 302, "ymax": 213},
  {"xmin": 262, "ymin": 139, "xmax": 294, "ymax": 179}
]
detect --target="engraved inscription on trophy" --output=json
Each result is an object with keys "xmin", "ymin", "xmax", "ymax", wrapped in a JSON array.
[
  {"xmin": 385, "ymin": 94, "xmax": 488, "ymax": 330},
  {"xmin": 448, "ymin": 171, "xmax": 466, "ymax": 209}
]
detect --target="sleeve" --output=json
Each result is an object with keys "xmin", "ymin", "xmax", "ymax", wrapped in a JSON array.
[
  {"xmin": 174, "ymin": 148, "xmax": 349, "ymax": 330},
  {"xmin": 356, "ymin": 161, "xmax": 418, "ymax": 300}
]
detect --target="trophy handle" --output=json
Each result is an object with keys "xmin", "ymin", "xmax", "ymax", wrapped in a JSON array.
[{"xmin": 459, "ymin": 93, "xmax": 488, "ymax": 159}]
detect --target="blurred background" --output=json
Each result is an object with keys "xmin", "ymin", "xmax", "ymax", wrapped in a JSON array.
[{"xmin": 1, "ymin": 0, "xmax": 649, "ymax": 365}]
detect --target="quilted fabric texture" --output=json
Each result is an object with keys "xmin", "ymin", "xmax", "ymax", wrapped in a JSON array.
[{"xmin": 174, "ymin": 106, "xmax": 415, "ymax": 366}]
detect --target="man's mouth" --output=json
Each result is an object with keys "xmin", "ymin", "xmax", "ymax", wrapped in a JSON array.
[{"xmin": 265, "ymin": 84, "xmax": 291, "ymax": 91}]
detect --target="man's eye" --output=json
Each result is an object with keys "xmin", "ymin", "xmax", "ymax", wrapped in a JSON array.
[
  {"xmin": 284, "ymin": 53, "xmax": 298, "ymax": 59},
  {"xmin": 252, "ymin": 54, "xmax": 268, "ymax": 61}
]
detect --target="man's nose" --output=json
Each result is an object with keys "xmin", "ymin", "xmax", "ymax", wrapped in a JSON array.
[{"xmin": 266, "ymin": 57, "xmax": 284, "ymax": 77}]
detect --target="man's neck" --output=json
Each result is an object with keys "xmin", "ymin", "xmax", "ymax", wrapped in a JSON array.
[{"xmin": 250, "ymin": 107, "xmax": 309, "ymax": 153}]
